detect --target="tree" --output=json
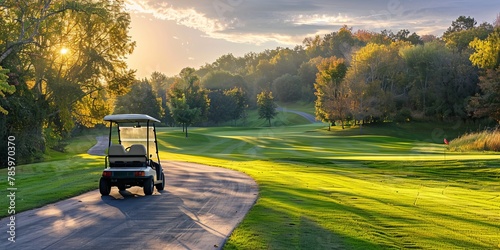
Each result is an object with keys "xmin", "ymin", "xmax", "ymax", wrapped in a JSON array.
[
  {"xmin": 314, "ymin": 56, "xmax": 349, "ymax": 129},
  {"xmin": 397, "ymin": 30, "xmax": 424, "ymax": 45},
  {"xmin": 303, "ymin": 35, "xmax": 323, "ymax": 58},
  {"xmin": 324, "ymin": 25, "xmax": 357, "ymax": 59},
  {"xmin": 206, "ymin": 87, "xmax": 247, "ymax": 125},
  {"xmin": 0, "ymin": 66, "xmax": 15, "ymax": 114},
  {"xmin": 400, "ymin": 43, "xmax": 438, "ymax": 113},
  {"xmin": 401, "ymin": 42, "xmax": 477, "ymax": 119},
  {"xmin": 148, "ymin": 71, "xmax": 175, "ymax": 124},
  {"xmin": 272, "ymin": 74, "xmax": 302, "ymax": 102},
  {"xmin": 168, "ymin": 83, "xmax": 199, "ymax": 137},
  {"xmin": 269, "ymin": 48, "xmax": 306, "ymax": 77},
  {"xmin": 167, "ymin": 68, "xmax": 209, "ymax": 137},
  {"xmin": 201, "ymin": 70, "xmax": 246, "ymax": 91},
  {"xmin": 421, "ymin": 34, "xmax": 438, "ymax": 43},
  {"xmin": 210, "ymin": 53, "xmax": 247, "ymax": 75},
  {"xmin": 468, "ymin": 27, "xmax": 500, "ymax": 122},
  {"xmin": 444, "ymin": 16, "xmax": 477, "ymax": 35},
  {"xmin": 469, "ymin": 27, "xmax": 500, "ymax": 69},
  {"xmin": 207, "ymin": 90, "xmax": 233, "ymax": 124},
  {"xmin": 114, "ymin": 80, "xmax": 162, "ymax": 119},
  {"xmin": 0, "ymin": 0, "xmax": 77, "ymax": 63},
  {"xmin": 0, "ymin": 83, "xmax": 46, "ymax": 166},
  {"xmin": 468, "ymin": 68, "xmax": 500, "ymax": 122},
  {"xmin": 346, "ymin": 42, "xmax": 410, "ymax": 124},
  {"xmin": 0, "ymin": 0, "xmax": 135, "ymax": 161},
  {"xmin": 257, "ymin": 91, "xmax": 277, "ymax": 126},
  {"xmin": 443, "ymin": 16, "xmax": 493, "ymax": 52},
  {"xmin": 298, "ymin": 57, "xmax": 322, "ymax": 102},
  {"xmin": 224, "ymin": 87, "xmax": 247, "ymax": 123}
]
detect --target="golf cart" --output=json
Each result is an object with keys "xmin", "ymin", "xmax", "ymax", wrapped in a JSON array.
[{"xmin": 99, "ymin": 114, "xmax": 165, "ymax": 196}]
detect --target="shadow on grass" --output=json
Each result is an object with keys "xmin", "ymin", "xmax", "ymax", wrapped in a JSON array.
[
  {"xmin": 224, "ymin": 201, "xmax": 383, "ymax": 250},
  {"xmin": 250, "ymin": 182, "xmax": 497, "ymax": 249}
]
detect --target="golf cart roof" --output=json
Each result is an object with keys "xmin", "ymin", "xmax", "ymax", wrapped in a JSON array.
[{"xmin": 104, "ymin": 114, "xmax": 161, "ymax": 123}]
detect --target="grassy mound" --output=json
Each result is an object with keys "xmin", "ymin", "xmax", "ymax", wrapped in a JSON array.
[{"xmin": 449, "ymin": 129, "xmax": 500, "ymax": 152}]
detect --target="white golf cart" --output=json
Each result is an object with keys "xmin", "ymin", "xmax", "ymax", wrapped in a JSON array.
[{"xmin": 99, "ymin": 114, "xmax": 165, "ymax": 196}]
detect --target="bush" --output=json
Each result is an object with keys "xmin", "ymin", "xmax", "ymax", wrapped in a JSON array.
[{"xmin": 394, "ymin": 108, "xmax": 412, "ymax": 122}]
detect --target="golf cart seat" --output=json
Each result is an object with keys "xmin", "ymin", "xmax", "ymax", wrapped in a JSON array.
[
  {"xmin": 128, "ymin": 144, "xmax": 147, "ymax": 159},
  {"xmin": 128, "ymin": 144, "xmax": 146, "ymax": 154},
  {"xmin": 108, "ymin": 144, "xmax": 147, "ymax": 167},
  {"xmin": 108, "ymin": 144, "xmax": 126, "ymax": 164}
]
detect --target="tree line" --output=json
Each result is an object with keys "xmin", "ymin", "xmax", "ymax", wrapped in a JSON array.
[
  {"xmin": 93, "ymin": 13, "xmax": 500, "ymax": 133},
  {"xmin": 0, "ymin": 0, "xmax": 498, "ymax": 166}
]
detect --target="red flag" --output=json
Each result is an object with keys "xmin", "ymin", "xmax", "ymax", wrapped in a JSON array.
[{"xmin": 444, "ymin": 138, "xmax": 449, "ymax": 145}]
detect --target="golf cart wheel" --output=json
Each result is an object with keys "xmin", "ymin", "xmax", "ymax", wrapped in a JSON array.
[
  {"xmin": 144, "ymin": 177, "xmax": 154, "ymax": 195},
  {"xmin": 155, "ymin": 172, "xmax": 165, "ymax": 191},
  {"xmin": 99, "ymin": 178, "xmax": 111, "ymax": 196}
]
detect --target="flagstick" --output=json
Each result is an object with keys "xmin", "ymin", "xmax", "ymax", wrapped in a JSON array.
[
  {"xmin": 443, "ymin": 138, "xmax": 448, "ymax": 163},
  {"xmin": 444, "ymin": 146, "xmax": 446, "ymax": 162}
]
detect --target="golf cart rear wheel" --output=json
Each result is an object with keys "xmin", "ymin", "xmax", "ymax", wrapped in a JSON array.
[
  {"xmin": 144, "ymin": 177, "xmax": 154, "ymax": 195},
  {"xmin": 155, "ymin": 172, "xmax": 165, "ymax": 191},
  {"xmin": 99, "ymin": 177, "xmax": 111, "ymax": 196}
]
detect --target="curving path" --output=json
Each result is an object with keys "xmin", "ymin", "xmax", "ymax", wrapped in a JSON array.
[
  {"xmin": 276, "ymin": 107, "xmax": 320, "ymax": 123},
  {"xmin": 1, "ymin": 137, "xmax": 258, "ymax": 250}
]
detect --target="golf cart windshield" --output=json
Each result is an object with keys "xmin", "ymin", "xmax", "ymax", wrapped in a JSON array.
[
  {"xmin": 120, "ymin": 126, "xmax": 158, "ymax": 161},
  {"xmin": 103, "ymin": 114, "xmax": 161, "ymax": 164}
]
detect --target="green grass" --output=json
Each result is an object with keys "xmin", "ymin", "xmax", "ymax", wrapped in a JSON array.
[
  {"xmin": 277, "ymin": 101, "xmax": 316, "ymax": 113},
  {"xmin": 0, "ymin": 135, "xmax": 105, "ymax": 216},
  {"xmin": 158, "ymin": 123, "xmax": 500, "ymax": 249},
  {"xmin": 1, "ymin": 122, "xmax": 500, "ymax": 249},
  {"xmin": 220, "ymin": 106, "xmax": 312, "ymax": 127}
]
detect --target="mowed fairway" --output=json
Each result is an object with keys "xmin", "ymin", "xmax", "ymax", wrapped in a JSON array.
[{"xmin": 156, "ymin": 123, "xmax": 500, "ymax": 249}]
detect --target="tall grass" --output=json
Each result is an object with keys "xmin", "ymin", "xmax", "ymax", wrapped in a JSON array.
[{"xmin": 449, "ymin": 129, "xmax": 500, "ymax": 152}]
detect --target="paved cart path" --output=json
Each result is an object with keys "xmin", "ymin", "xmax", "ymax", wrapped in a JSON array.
[
  {"xmin": 86, "ymin": 136, "xmax": 109, "ymax": 156},
  {"xmin": 2, "ymin": 148, "xmax": 258, "ymax": 250},
  {"xmin": 276, "ymin": 107, "xmax": 319, "ymax": 123}
]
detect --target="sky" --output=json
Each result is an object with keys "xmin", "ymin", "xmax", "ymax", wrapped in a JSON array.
[{"xmin": 124, "ymin": 0, "xmax": 499, "ymax": 78}]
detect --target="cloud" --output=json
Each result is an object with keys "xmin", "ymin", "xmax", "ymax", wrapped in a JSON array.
[
  {"xmin": 125, "ymin": 1, "xmax": 228, "ymax": 33},
  {"xmin": 125, "ymin": 0, "xmax": 296, "ymax": 45},
  {"xmin": 125, "ymin": 0, "xmax": 498, "ymax": 46}
]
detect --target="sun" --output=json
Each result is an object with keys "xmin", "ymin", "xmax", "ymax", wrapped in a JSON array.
[{"xmin": 60, "ymin": 47, "xmax": 69, "ymax": 55}]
